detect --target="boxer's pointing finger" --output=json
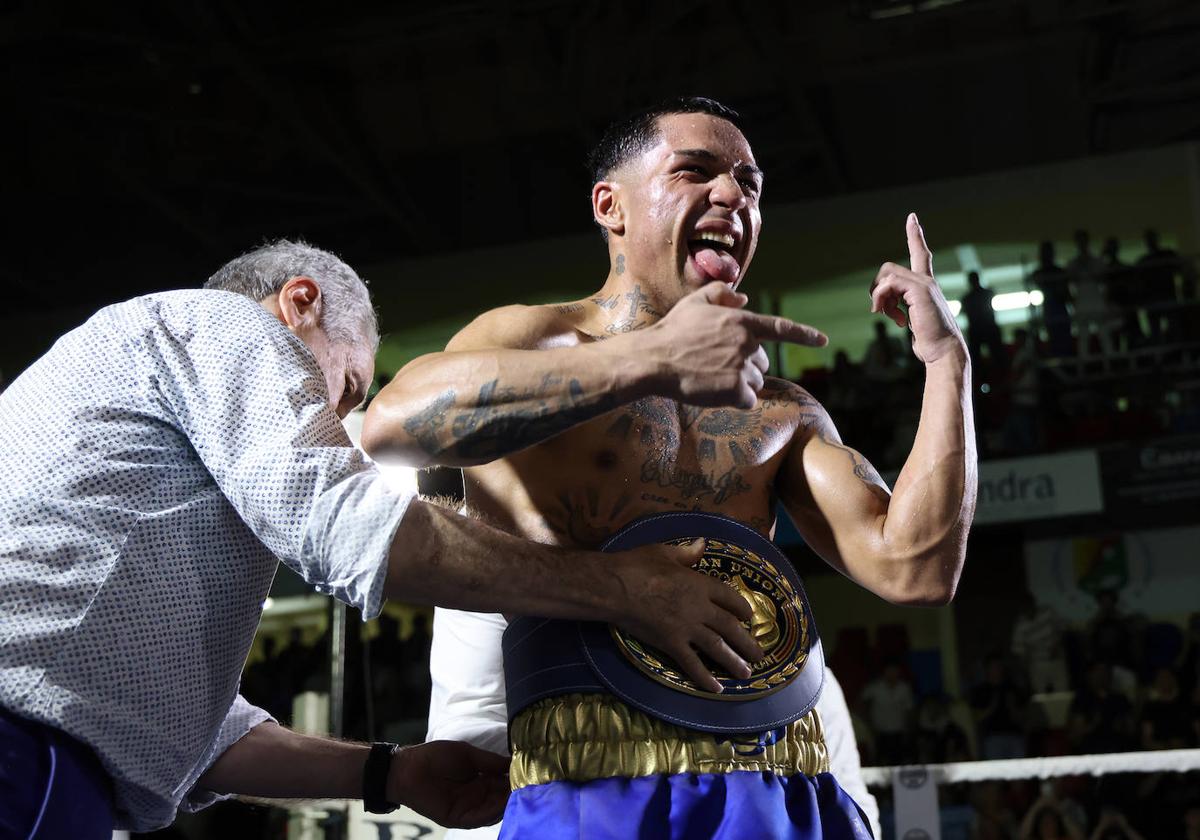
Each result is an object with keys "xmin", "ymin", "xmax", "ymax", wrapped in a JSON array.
[
  {"xmin": 743, "ymin": 312, "xmax": 828, "ymax": 347},
  {"xmin": 906, "ymin": 212, "xmax": 933, "ymax": 276}
]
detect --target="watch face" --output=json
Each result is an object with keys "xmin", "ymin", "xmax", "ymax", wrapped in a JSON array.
[{"xmin": 609, "ymin": 536, "xmax": 810, "ymax": 700}]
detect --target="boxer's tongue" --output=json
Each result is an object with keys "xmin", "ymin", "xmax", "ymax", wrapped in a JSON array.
[{"xmin": 692, "ymin": 245, "xmax": 739, "ymax": 284}]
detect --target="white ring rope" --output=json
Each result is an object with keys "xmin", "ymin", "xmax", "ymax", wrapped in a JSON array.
[{"xmin": 860, "ymin": 748, "xmax": 1200, "ymax": 787}]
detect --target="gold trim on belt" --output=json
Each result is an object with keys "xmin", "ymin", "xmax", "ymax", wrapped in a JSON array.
[{"xmin": 509, "ymin": 693, "xmax": 830, "ymax": 791}]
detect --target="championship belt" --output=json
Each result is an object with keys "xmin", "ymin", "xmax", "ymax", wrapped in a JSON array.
[{"xmin": 503, "ymin": 511, "xmax": 825, "ymax": 734}]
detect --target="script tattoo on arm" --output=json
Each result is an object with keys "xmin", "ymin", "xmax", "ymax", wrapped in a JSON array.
[
  {"xmin": 403, "ymin": 376, "xmax": 620, "ymax": 461},
  {"xmin": 817, "ymin": 431, "xmax": 889, "ymax": 491}
]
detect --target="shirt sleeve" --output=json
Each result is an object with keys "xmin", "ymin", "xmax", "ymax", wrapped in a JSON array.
[
  {"xmin": 146, "ymin": 294, "xmax": 412, "ymax": 618},
  {"xmin": 425, "ymin": 607, "xmax": 510, "ymax": 757},
  {"xmin": 178, "ymin": 694, "xmax": 275, "ymax": 813}
]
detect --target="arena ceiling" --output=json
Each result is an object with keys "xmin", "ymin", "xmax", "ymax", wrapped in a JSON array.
[{"xmin": 3, "ymin": 0, "xmax": 1199, "ymax": 372}]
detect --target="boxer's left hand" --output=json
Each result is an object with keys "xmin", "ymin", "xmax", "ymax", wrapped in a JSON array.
[
  {"xmin": 870, "ymin": 213, "xmax": 966, "ymax": 365},
  {"xmin": 389, "ymin": 740, "xmax": 510, "ymax": 828}
]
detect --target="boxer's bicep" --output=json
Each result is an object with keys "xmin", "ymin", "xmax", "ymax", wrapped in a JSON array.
[{"xmin": 776, "ymin": 412, "xmax": 904, "ymax": 602}]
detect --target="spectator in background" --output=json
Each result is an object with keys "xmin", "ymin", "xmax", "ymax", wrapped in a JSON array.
[
  {"xmin": 914, "ymin": 693, "xmax": 968, "ymax": 764},
  {"xmin": 1068, "ymin": 661, "xmax": 1135, "ymax": 754},
  {"xmin": 1003, "ymin": 327, "xmax": 1041, "ymax": 453},
  {"xmin": 1068, "ymin": 230, "xmax": 1116, "ymax": 363},
  {"xmin": 972, "ymin": 781, "xmax": 1019, "ymax": 840},
  {"xmin": 1087, "ymin": 589, "xmax": 1134, "ymax": 671},
  {"xmin": 1180, "ymin": 612, "xmax": 1200, "ymax": 696},
  {"xmin": 1140, "ymin": 667, "xmax": 1189, "ymax": 751},
  {"xmin": 1018, "ymin": 791, "xmax": 1087, "ymax": 840},
  {"xmin": 1186, "ymin": 804, "xmax": 1200, "ymax": 840},
  {"xmin": 862, "ymin": 321, "xmax": 908, "ymax": 384},
  {"xmin": 859, "ymin": 660, "xmax": 915, "ymax": 764},
  {"xmin": 960, "ymin": 270, "xmax": 1006, "ymax": 375},
  {"xmin": 1030, "ymin": 241, "xmax": 1073, "ymax": 357},
  {"xmin": 1100, "ymin": 237, "xmax": 1143, "ymax": 351},
  {"xmin": 826, "ymin": 349, "xmax": 866, "ymax": 416},
  {"xmin": 1012, "ymin": 595, "xmax": 1070, "ymax": 693},
  {"xmin": 1088, "ymin": 809, "xmax": 1147, "ymax": 840},
  {"xmin": 971, "ymin": 653, "xmax": 1029, "ymax": 759},
  {"xmin": 1135, "ymin": 229, "xmax": 1192, "ymax": 342}
]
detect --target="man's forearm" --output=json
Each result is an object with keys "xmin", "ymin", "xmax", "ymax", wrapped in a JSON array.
[
  {"xmin": 362, "ymin": 341, "xmax": 656, "ymax": 467},
  {"xmin": 197, "ymin": 721, "xmax": 366, "ymax": 801},
  {"xmin": 382, "ymin": 499, "xmax": 629, "ymax": 622},
  {"xmin": 883, "ymin": 348, "xmax": 977, "ymax": 602}
]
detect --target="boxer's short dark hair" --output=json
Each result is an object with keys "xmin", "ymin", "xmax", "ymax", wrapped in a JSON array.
[{"xmin": 586, "ymin": 96, "xmax": 743, "ymax": 185}]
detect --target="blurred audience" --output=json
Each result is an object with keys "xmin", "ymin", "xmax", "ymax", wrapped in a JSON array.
[
  {"xmin": 971, "ymin": 653, "xmax": 1030, "ymax": 760},
  {"xmin": 962, "ymin": 270, "xmax": 1006, "ymax": 375},
  {"xmin": 1030, "ymin": 241, "xmax": 1074, "ymax": 358},
  {"xmin": 1012, "ymin": 597, "xmax": 1069, "ymax": 694},
  {"xmin": 860, "ymin": 660, "xmax": 915, "ymax": 764}
]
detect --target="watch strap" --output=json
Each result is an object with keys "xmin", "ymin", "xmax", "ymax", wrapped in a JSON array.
[{"xmin": 363, "ymin": 741, "xmax": 400, "ymax": 814}]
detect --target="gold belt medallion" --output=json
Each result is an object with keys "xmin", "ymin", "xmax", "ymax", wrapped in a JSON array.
[{"xmin": 609, "ymin": 536, "xmax": 810, "ymax": 700}]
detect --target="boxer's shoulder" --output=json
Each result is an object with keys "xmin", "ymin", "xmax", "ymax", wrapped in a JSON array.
[
  {"xmin": 447, "ymin": 302, "xmax": 585, "ymax": 352},
  {"xmin": 759, "ymin": 377, "xmax": 832, "ymax": 431}
]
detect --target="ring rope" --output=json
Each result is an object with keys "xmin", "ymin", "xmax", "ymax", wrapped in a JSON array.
[{"xmin": 860, "ymin": 748, "xmax": 1200, "ymax": 787}]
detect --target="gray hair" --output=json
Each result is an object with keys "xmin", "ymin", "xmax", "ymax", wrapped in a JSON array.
[{"xmin": 204, "ymin": 239, "xmax": 379, "ymax": 348}]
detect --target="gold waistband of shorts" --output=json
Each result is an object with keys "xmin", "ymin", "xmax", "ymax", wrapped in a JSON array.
[{"xmin": 508, "ymin": 692, "xmax": 829, "ymax": 790}]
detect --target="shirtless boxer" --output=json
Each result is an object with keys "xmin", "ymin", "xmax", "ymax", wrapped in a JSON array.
[{"xmin": 364, "ymin": 96, "xmax": 976, "ymax": 838}]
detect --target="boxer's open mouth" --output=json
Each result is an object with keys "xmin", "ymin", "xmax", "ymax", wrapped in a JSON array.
[{"xmin": 688, "ymin": 231, "xmax": 741, "ymax": 284}]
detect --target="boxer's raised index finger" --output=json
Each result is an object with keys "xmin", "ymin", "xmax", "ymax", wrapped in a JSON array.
[
  {"xmin": 743, "ymin": 312, "xmax": 828, "ymax": 347},
  {"xmin": 906, "ymin": 212, "xmax": 933, "ymax": 276}
]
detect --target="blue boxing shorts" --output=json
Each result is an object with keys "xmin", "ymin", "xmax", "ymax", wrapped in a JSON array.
[
  {"xmin": 497, "ymin": 513, "xmax": 874, "ymax": 839},
  {"xmin": 498, "ymin": 693, "xmax": 873, "ymax": 840}
]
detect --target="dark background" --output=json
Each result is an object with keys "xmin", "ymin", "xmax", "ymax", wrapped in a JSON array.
[{"xmin": 4, "ymin": 0, "xmax": 1199, "ymax": 377}]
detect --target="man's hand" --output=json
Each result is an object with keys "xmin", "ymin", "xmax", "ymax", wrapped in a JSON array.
[
  {"xmin": 389, "ymin": 740, "xmax": 510, "ymax": 829},
  {"xmin": 870, "ymin": 214, "xmax": 966, "ymax": 365},
  {"xmin": 606, "ymin": 538, "xmax": 766, "ymax": 693},
  {"xmin": 639, "ymin": 282, "xmax": 827, "ymax": 409}
]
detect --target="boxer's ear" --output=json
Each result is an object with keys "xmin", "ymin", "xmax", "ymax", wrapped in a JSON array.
[
  {"xmin": 592, "ymin": 180, "xmax": 625, "ymax": 237},
  {"xmin": 275, "ymin": 276, "xmax": 323, "ymax": 332}
]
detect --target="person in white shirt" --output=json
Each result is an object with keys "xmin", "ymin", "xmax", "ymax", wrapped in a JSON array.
[
  {"xmin": 0, "ymin": 239, "xmax": 771, "ymax": 836},
  {"xmin": 859, "ymin": 662, "xmax": 916, "ymax": 764}
]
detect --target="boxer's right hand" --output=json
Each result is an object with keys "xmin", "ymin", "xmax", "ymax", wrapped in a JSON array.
[
  {"xmin": 607, "ymin": 538, "xmax": 765, "ymax": 694},
  {"xmin": 639, "ymin": 282, "xmax": 827, "ymax": 410}
]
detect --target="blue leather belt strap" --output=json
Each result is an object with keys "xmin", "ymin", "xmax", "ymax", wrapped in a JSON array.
[{"xmin": 502, "ymin": 512, "xmax": 826, "ymax": 735}]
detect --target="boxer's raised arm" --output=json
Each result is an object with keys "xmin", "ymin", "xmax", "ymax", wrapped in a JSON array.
[
  {"xmin": 777, "ymin": 215, "xmax": 976, "ymax": 606},
  {"xmin": 362, "ymin": 284, "xmax": 826, "ymax": 467}
]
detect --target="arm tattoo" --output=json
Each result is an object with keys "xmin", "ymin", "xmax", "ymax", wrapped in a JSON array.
[
  {"xmin": 407, "ymin": 376, "xmax": 620, "ymax": 460},
  {"xmin": 817, "ymin": 432, "xmax": 889, "ymax": 491},
  {"xmin": 402, "ymin": 390, "xmax": 456, "ymax": 455}
]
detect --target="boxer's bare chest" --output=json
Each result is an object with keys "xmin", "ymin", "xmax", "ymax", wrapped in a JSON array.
[{"xmin": 464, "ymin": 382, "xmax": 817, "ymax": 547}]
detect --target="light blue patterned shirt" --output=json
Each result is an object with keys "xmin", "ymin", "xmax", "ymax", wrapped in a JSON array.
[{"xmin": 0, "ymin": 290, "xmax": 413, "ymax": 830}]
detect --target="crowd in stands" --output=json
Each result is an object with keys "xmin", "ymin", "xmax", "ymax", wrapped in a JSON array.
[
  {"xmin": 241, "ymin": 610, "xmax": 434, "ymax": 744},
  {"xmin": 801, "ymin": 230, "xmax": 1200, "ymax": 469},
  {"xmin": 841, "ymin": 596, "xmax": 1200, "ymax": 838}
]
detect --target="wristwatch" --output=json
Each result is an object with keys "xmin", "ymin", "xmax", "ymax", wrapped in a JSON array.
[{"xmin": 363, "ymin": 741, "xmax": 401, "ymax": 814}]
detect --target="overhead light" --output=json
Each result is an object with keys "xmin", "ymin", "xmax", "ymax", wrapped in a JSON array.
[
  {"xmin": 946, "ymin": 290, "xmax": 1043, "ymax": 316},
  {"xmin": 993, "ymin": 291, "xmax": 1043, "ymax": 311}
]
